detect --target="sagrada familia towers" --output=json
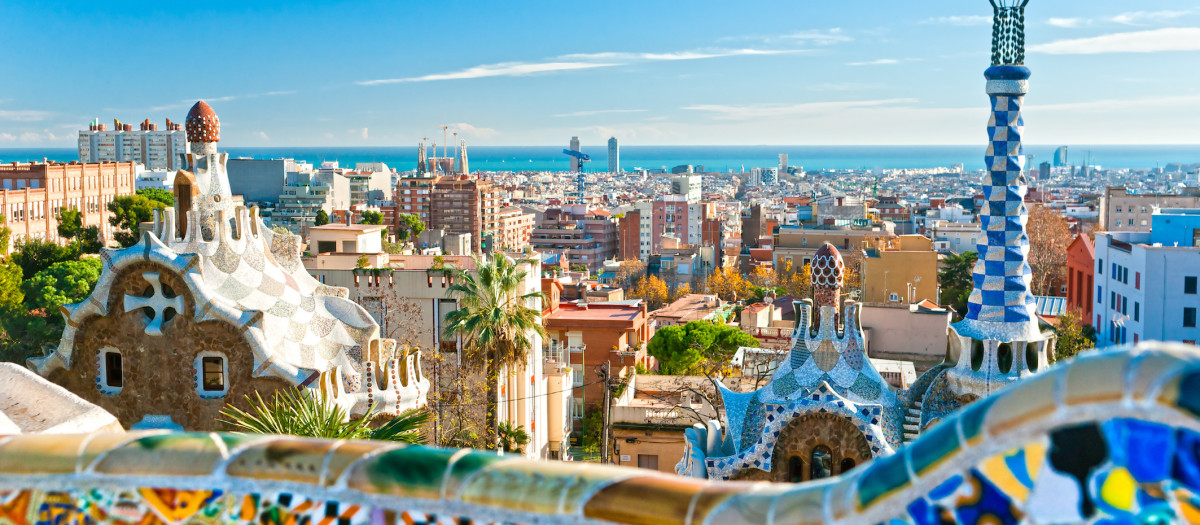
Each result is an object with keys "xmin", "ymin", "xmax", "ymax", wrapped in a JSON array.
[
  {"xmin": 29, "ymin": 101, "xmax": 428, "ymax": 430},
  {"xmin": 678, "ymin": 0, "xmax": 1055, "ymax": 481}
]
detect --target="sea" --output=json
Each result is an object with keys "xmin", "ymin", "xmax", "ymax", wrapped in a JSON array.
[{"xmin": 3, "ymin": 145, "xmax": 1199, "ymax": 172}]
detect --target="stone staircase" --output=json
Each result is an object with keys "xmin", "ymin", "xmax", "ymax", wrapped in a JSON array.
[{"xmin": 902, "ymin": 401, "xmax": 922, "ymax": 443}]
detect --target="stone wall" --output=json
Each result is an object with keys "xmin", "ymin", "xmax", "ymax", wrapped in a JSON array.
[
  {"xmin": 46, "ymin": 261, "xmax": 292, "ymax": 430},
  {"xmin": 729, "ymin": 411, "xmax": 872, "ymax": 482}
]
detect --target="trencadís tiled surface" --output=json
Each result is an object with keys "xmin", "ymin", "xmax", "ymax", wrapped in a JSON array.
[{"xmin": 2, "ymin": 343, "xmax": 1200, "ymax": 524}]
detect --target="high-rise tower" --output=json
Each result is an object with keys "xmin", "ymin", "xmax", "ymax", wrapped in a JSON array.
[
  {"xmin": 608, "ymin": 137, "xmax": 619, "ymax": 173},
  {"xmin": 946, "ymin": 0, "xmax": 1055, "ymax": 396},
  {"xmin": 569, "ymin": 136, "xmax": 582, "ymax": 173}
]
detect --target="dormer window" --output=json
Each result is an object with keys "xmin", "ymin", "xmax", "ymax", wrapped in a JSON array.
[
  {"xmin": 98, "ymin": 347, "xmax": 123, "ymax": 395},
  {"xmin": 195, "ymin": 352, "xmax": 229, "ymax": 397}
]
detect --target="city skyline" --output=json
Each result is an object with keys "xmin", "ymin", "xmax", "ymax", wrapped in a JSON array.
[{"xmin": 3, "ymin": 1, "xmax": 1200, "ymax": 147}]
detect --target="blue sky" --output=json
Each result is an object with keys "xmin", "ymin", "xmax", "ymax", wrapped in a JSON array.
[{"xmin": 2, "ymin": 0, "xmax": 1199, "ymax": 147}]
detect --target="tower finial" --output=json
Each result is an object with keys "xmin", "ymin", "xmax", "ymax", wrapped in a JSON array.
[{"xmin": 990, "ymin": 0, "xmax": 1030, "ymax": 65}]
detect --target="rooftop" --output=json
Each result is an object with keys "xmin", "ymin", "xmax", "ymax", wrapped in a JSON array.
[{"xmin": 310, "ymin": 224, "xmax": 385, "ymax": 233}]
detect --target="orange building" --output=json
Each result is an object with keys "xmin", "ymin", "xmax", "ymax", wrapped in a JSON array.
[
  {"xmin": 542, "ymin": 279, "xmax": 653, "ymax": 434},
  {"xmin": 0, "ymin": 160, "xmax": 137, "ymax": 252}
]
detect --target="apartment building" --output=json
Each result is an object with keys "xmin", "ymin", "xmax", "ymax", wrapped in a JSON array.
[
  {"xmin": 772, "ymin": 224, "xmax": 893, "ymax": 271},
  {"xmin": 0, "ymin": 160, "xmax": 137, "ymax": 252},
  {"xmin": 1066, "ymin": 233, "xmax": 1095, "ymax": 326},
  {"xmin": 617, "ymin": 196, "xmax": 715, "ymax": 260},
  {"xmin": 860, "ymin": 235, "xmax": 939, "ymax": 304},
  {"xmin": 496, "ymin": 206, "xmax": 535, "ymax": 252},
  {"xmin": 78, "ymin": 119, "xmax": 187, "ymax": 171},
  {"xmin": 430, "ymin": 175, "xmax": 500, "ymax": 253},
  {"xmin": 395, "ymin": 173, "xmax": 435, "ymax": 224},
  {"xmin": 530, "ymin": 205, "xmax": 619, "ymax": 272},
  {"xmin": 1100, "ymin": 186, "xmax": 1200, "ymax": 233},
  {"xmin": 1094, "ymin": 209, "xmax": 1200, "ymax": 346}
]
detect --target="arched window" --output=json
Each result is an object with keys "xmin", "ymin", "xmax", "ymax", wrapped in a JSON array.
[
  {"xmin": 971, "ymin": 339, "xmax": 985, "ymax": 371},
  {"xmin": 811, "ymin": 446, "xmax": 833, "ymax": 480},
  {"xmin": 1026, "ymin": 342, "xmax": 1040, "ymax": 372},
  {"xmin": 840, "ymin": 458, "xmax": 856, "ymax": 474},
  {"xmin": 788, "ymin": 456, "xmax": 804, "ymax": 482},
  {"xmin": 998, "ymin": 342, "xmax": 1013, "ymax": 373}
]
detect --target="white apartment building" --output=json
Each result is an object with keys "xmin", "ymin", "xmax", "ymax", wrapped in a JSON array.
[
  {"xmin": 670, "ymin": 175, "xmax": 701, "ymax": 203},
  {"xmin": 1094, "ymin": 209, "xmax": 1200, "ymax": 347},
  {"xmin": 78, "ymin": 119, "xmax": 187, "ymax": 171},
  {"xmin": 928, "ymin": 219, "xmax": 982, "ymax": 255}
]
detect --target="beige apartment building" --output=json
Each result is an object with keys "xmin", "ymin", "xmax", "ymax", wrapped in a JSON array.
[
  {"xmin": 0, "ymin": 160, "xmax": 138, "ymax": 252},
  {"xmin": 530, "ymin": 205, "xmax": 620, "ymax": 272},
  {"xmin": 1100, "ymin": 186, "xmax": 1200, "ymax": 232},
  {"xmin": 860, "ymin": 235, "xmax": 939, "ymax": 304},
  {"xmin": 430, "ymin": 175, "xmax": 501, "ymax": 253},
  {"xmin": 772, "ymin": 225, "xmax": 894, "ymax": 271}
]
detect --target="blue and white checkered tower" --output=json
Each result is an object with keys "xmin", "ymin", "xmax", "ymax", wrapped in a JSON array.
[{"xmin": 947, "ymin": 0, "xmax": 1056, "ymax": 395}]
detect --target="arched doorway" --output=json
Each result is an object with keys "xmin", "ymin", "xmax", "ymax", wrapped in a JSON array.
[{"xmin": 767, "ymin": 411, "xmax": 874, "ymax": 482}]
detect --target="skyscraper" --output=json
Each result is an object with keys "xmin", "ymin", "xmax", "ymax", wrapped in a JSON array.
[
  {"xmin": 1053, "ymin": 145, "xmax": 1069, "ymax": 167},
  {"xmin": 778, "ymin": 153, "xmax": 788, "ymax": 175},
  {"xmin": 608, "ymin": 137, "xmax": 619, "ymax": 173},
  {"xmin": 569, "ymin": 136, "xmax": 582, "ymax": 173}
]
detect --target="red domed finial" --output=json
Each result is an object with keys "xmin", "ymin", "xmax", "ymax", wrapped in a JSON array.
[
  {"xmin": 811, "ymin": 243, "xmax": 845, "ymax": 290},
  {"xmin": 186, "ymin": 100, "xmax": 219, "ymax": 143}
]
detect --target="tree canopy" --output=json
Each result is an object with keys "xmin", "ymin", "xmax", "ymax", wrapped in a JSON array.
[
  {"xmin": 706, "ymin": 266, "xmax": 753, "ymax": 302},
  {"xmin": 647, "ymin": 321, "xmax": 759, "ymax": 375},
  {"xmin": 628, "ymin": 275, "xmax": 669, "ymax": 310},
  {"xmin": 938, "ymin": 251, "xmax": 978, "ymax": 319},
  {"xmin": 314, "ymin": 209, "xmax": 330, "ymax": 226},
  {"xmin": 395, "ymin": 213, "xmax": 424, "ymax": 241},
  {"xmin": 1054, "ymin": 309, "xmax": 1096, "ymax": 362},
  {"xmin": 137, "ymin": 188, "xmax": 175, "ymax": 207},
  {"xmin": 10, "ymin": 238, "xmax": 77, "ymax": 279},
  {"xmin": 108, "ymin": 195, "xmax": 167, "ymax": 247},
  {"xmin": 55, "ymin": 209, "xmax": 101, "ymax": 254},
  {"xmin": 360, "ymin": 210, "xmax": 384, "ymax": 225},
  {"xmin": 1027, "ymin": 205, "xmax": 1072, "ymax": 296},
  {"xmin": 22, "ymin": 259, "xmax": 103, "ymax": 314}
]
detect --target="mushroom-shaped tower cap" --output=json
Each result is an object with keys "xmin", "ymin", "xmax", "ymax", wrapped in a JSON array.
[
  {"xmin": 811, "ymin": 242, "xmax": 845, "ymax": 289},
  {"xmin": 185, "ymin": 100, "xmax": 219, "ymax": 143}
]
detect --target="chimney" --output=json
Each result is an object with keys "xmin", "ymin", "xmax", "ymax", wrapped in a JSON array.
[{"xmin": 345, "ymin": 212, "xmax": 352, "ymax": 226}]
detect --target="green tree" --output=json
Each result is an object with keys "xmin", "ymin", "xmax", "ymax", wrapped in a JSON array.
[
  {"xmin": 108, "ymin": 195, "xmax": 167, "ymax": 247},
  {"xmin": 0, "ymin": 217, "xmax": 10, "ymax": 255},
  {"xmin": 137, "ymin": 188, "xmax": 175, "ymax": 207},
  {"xmin": 10, "ymin": 238, "xmax": 77, "ymax": 279},
  {"xmin": 1054, "ymin": 309, "xmax": 1096, "ymax": 361},
  {"xmin": 355, "ymin": 255, "xmax": 369, "ymax": 269},
  {"xmin": 570, "ymin": 263, "xmax": 588, "ymax": 273},
  {"xmin": 938, "ymin": 251, "xmax": 978, "ymax": 320},
  {"xmin": 56, "ymin": 209, "xmax": 83, "ymax": 239},
  {"xmin": 22, "ymin": 259, "xmax": 102, "ymax": 314},
  {"xmin": 497, "ymin": 422, "xmax": 531, "ymax": 453},
  {"xmin": 56, "ymin": 210, "xmax": 102, "ymax": 254},
  {"xmin": 219, "ymin": 388, "xmax": 430, "ymax": 443},
  {"xmin": 443, "ymin": 255, "xmax": 547, "ymax": 446},
  {"xmin": 314, "ymin": 209, "xmax": 330, "ymax": 226},
  {"xmin": 395, "ymin": 213, "xmax": 425, "ymax": 242},
  {"xmin": 360, "ymin": 210, "xmax": 384, "ymax": 225},
  {"xmin": 647, "ymin": 321, "xmax": 759, "ymax": 375}
]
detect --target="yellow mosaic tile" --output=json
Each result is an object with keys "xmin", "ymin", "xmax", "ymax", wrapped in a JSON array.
[
  {"xmin": 985, "ymin": 372, "xmax": 1058, "ymax": 435},
  {"xmin": 226, "ymin": 437, "xmax": 336, "ymax": 484},
  {"xmin": 320, "ymin": 439, "xmax": 397, "ymax": 486},
  {"xmin": 1064, "ymin": 352, "xmax": 1130, "ymax": 406},
  {"xmin": 92, "ymin": 433, "xmax": 225, "ymax": 476},
  {"xmin": 770, "ymin": 483, "xmax": 832, "ymax": 525},
  {"xmin": 0, "ymin": 434, "xmax": 81, "ymax": 474},
  {"xmin": 689, "ymin": 481, "xmax": 787, "ymax": 525},
  {"xmin": 1130, "ymin": 351, "xmax": 1193, "ymax": 402},
  {"xmin": 582, "ymin": 474, "xmax": 706, "ymax": 525}
]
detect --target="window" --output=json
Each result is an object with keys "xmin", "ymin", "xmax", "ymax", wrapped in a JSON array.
[
  {"xmin": 1134, "ymin": 302, "xmax": 1140, "ymax": 322},
  {"xmin": 840, "ymin": 458, "xmax": 857, "ymax": 474},
  {"xmin": 316, "ymin": 241, "xmax": 336, "ymax": 253},
  {"xmin": 1098, "ymin": 260, "xmax": 1103, "ymax": 275},
  {"xmin": 1097, "ymin": 286, "xmax": 1102, "ymax": 303},
  {"xmin": 195, "ymin": 352, "xmax": 229, "ymax": 397},
  {"xmin": 202, "ymin": 356, "xmax": 225, "ymax": 392},
  {"xmin": 811, "ymin": 446, "xmax": 833, "ymax": 480},
  {"xmin": 1186, "ymin": 276, "xmax": 1198, "ymax": 295},
  {"xmin": 637, "ymin": 454, "xmax": 659, "ymax": 470},
  {"xmin": 889, "ymin": 293, "xmax": 900, "ymax": 302},
  {"xmin": 1186, "ymin": 307, "xmax": 1197, "ymax": 328},
  {"xmin": 572, "ymin": 399, "xmax": 584, "ymax": 419},
  {"xmin": 101, "ymin": 349, "xmax": 123, "ymax": 393},
  {"xmin": 1136, "ymin": 272, "xmax": 1141, "ymax": 290},
  {"xmin": 788, "ymin": 457, "xmax": 805, "ymax": 483}
]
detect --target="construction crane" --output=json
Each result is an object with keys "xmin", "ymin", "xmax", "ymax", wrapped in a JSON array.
[{"xmin": 562, "ymin": 148, "xmax": 591, "ymax": 204}]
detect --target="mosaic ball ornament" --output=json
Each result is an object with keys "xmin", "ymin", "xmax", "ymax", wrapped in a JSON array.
[
  {"xmin": 811, "ymin": 242, "xmax": 845, "ymax": 289},
  {"xmin": 186, "ymin": 100, "xmax": 220, "ymax": 143}
]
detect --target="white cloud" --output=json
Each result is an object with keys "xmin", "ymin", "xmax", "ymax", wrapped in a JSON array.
[
  {"xmin": 552, "ymin": 109, "xmax": 647, "ymax": 118},
  {"xmin": 358, "ymin": 48, "xmax": 804, "ymax": 85},
  {"xmin": 148, "ymin": 91, "xmax": 295, "ymax": 112},
  {"xmin": 449, "ymin": 123, "xmax": 499, "ymax": 139},
  {"xmin": 806, "ymin": 82, "xmax": 880, "ymax": 91},
  {"xmin": 846, "ymin": 58, "xmax": 900, "ymax": 66},
  {"xmin": 1029, "ymin": 94, "xmax": 1200, "ymax": 112},
  {"xmin": 1030, "ymin": 27, "xmax": 1200, "ymax": 54},
  {"xmin": 683, "ymin": 98, "xmax": 920, "ymax": 121},
  {"xmin": 253, "ymin": 131, "xmax": 269, "ymax": 141},
  {"xmin": 0, "ymin": 133, "xmax": 15, "ymax": 141},
  {"xmin": 1048, "ymin": 18, "xmax": 1086, "ymax": 28},
  {"xmin": 921, "ymin": 15, "xmax": 991, "ymax": 26},
  {"xmin": 777, "ymin": 28, "xmax": 852, "ymax": 45},
  {"xmin": 1111, "ymin": 10, "xmax": 1191, "ymax": 25},
  {"xmin": 0, "ymin": 109, "xmax": 50, "ymax": 122}
]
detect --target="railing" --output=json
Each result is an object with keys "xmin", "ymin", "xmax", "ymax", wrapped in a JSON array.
[{"xmin": 0, "ymin": 344, "xmax": 1199, "ymax": 523}]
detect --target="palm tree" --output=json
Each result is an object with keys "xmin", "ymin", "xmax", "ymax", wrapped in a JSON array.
[
  {"xmin": 219, "ymin": 388, "xmax": 430, "ymax": 444},
  {"xmin": 442, "ymin": 254, "xmax": 547, "ymax": 447},
  {"xmin": 497, "ymin": 422, "xmax": 531, "ymax": 453}
]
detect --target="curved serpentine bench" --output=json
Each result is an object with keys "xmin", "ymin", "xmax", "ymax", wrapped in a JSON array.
[{"xmin": 0, "ymin": 342, "xmax": 1199, "ymax": 524}]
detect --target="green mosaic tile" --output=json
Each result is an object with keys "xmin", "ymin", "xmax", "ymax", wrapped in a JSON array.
[{"xmin": 908, "ymin": 419, "xmax": 961, "ymax": 476}]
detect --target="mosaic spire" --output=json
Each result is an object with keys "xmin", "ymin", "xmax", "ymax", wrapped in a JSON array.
[
  {"xmin": 954, "ymin": 1, "xmax": 1038, "ymax": 342},
  {"xmin": 810, "ymin": 243, "xmax": 844, "ymax": 329}
]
